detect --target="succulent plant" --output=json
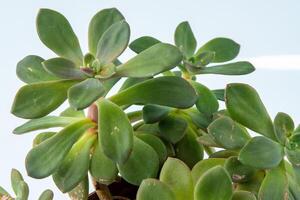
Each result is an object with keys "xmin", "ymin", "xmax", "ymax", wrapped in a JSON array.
[
  {"xmin": 5, "ymin": 7, "xmax": 300, "ymax": 200},
  {"xmin": 0, "ymin": 169, "xmax": 53, "ymax": 200}
]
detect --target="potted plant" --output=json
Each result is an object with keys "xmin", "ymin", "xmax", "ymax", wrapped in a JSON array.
[{"xmin": 1, "ymin": 7, "xmax": 299, "ymax": 200}]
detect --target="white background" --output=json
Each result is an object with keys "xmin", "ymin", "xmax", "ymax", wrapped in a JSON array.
[{"xmin": 1, "ymin": 0, "xmax": 300, "ymax": 199}]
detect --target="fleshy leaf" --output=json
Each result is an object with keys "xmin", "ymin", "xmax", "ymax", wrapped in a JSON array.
[
  {"xmin": 274, "ymin": 112, "xmax": 294, "ymax": 145},
  {"xmin": 33, "ymin": 132, "xmax": 56, "ymax": 147},
  {"xmin": 129, "ymin": 36, "xmax": 161, "ymax": 54},
  {"xmin": 224, "ymin": 156, "xmax": 255, "ymax": 183},
  {"xmin": 232, "ymin": 191, "xmax": 256, "ymax": 200},
  {"xmin": 196, "ymin": 37, "xmax": 240, "ymax": 63},
  {"xmin": 194, "ymin": 166, "xmax": 233, "ymax": 200},
  {"xmin": 212, "ymin": 89, "xmax": 225, "ymax": 101},
  {"xmin": 90, "ymin": 142, "xmax": 118, "ymax": 184},
  {"xmin": 42, "ymin": 58, "xmax": 87, "ymax": 79},
  {"xmin": 68, "ymin": 177, "xmax": 88, "ymax": 200},
  {"xmin": 258, "ymin": 165, "xmax": 288, "ymax": 200},
  {"xmin": 225, "ymin": 83, "xmax": 276, "ymax": 140},
  {"xmin": 53, "ymin": 134, "xmax": 96, "ymax": 192},
  {"xmin": 285, "ymin": 134, "xmax": 300, "ymax": 166},
  {"xmin": 110, "ymin": 76, "xmax": 197, "ymax": 108},
  {"xmin": 11, "ymin": 80, "xmax": 77, "ymax": 119},
  {"xmin": 208, "ymin": 116, "xmax": 250, "ymax": 150},
  {"xmin": 96, "ymin": 20, "xmax": 130, "ymax": 65},
  {"xmin": 68, "ymin": 78, "xmax": 105, "ymax": 110},
  {"xmin": 158, "ymin": 115, "xmax": 187, "ymax": 143},
  {"xmin": 11, "ymin": 169, "xmax": 24, "ymax": 195},
  {"xmin": 118, "ymin": 137, "xmax": 159, "ymax": 185},
  {"xmin": 13, "ymin": 116, "xmax": 80, "ymax": 134},
  {"xmin": 197, "ymin": 62, "xmax": 255, "ymax": 75},
  {"xmin": 60, "ymin": 107, "xmax": 85, "ymax": 118},
  {"xmin": 160, "ymin": 158, "xmax": 193, "ymax": 200},
  {"xmin": 136, "ymin": 179, "xmax": 176, "ymax": 200},
  {"xmin": 115, "ymin": 43, "xmax": 182, "ymax": 78},
  {"xmin": 25, "ymin": 119, "xmax": 94, "ymax": 178},
  {"xmin": 142, "ymin": 104, "xmax": 171, "ymax": 124},
  {"xmin": 38, "ymin": 189, "xmax": 54, "ymax": 200},
  {"xmin": 88, "ymin": 8, "xmax": 124, "ymax": 54},
  {"xmin": 135, "ymin": 133, "xmax": 168, "ymax": 164},
  {"xmin": 37, "ymin": 9, "xmax": 83, "ymax": 65},
  {"xmin": 97, "ymin": 99, "xmax": 133, "ymax": 164},
  {"xmin": 191, "ymin": 158, "xmax": 225, "ymax": 185},
  {"xmin": 190, "ymin": 81, "xmax": 219, "ymax": 116},
  {"xmin": 15, "ymin": 181, "xmax": 29, "ymax": 200},
  {"xmin": 17, "ymin": 55, "xmax": 59, "ymax": 83},
  {"xmin": 175, "ymin": 128, "xmax": 204, "ymax": 168},
  {"xmin": 239, "ymin": 136, "xmax": 284, "ymax": 169},
  {"xmin": 174, "ymin": 21, "xmax": 197, "ymax": 58}
]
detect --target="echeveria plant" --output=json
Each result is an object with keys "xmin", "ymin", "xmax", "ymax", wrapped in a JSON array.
[{"xmin": 2, "ymin": 7, "xmax": 300, "ymax": 200}]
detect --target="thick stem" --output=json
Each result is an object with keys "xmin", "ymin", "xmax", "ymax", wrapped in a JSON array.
[
  {"xmin": 88, "ymin": 104, "xmax": 98, "ymax": 123},
  {"xmin": 93, "ymin": 179, "xmax": 113, "ymax": 200}
]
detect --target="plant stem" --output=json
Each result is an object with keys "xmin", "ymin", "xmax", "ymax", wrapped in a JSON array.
[{"xmin": 93, "ymin": 179, "xmax": 113, "ymax": 200}]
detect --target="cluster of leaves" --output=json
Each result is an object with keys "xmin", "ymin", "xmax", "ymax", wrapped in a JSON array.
[
  {"xmin": 0, "ymin": 169, "xmax": 53, "ymax": 200},
  {"xmin": 7, "ymin": 7, "xmax": 300, "ymax": 200}
]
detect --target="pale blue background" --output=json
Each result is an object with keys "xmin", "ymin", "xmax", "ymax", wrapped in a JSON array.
[{"xmin": 1, "ymin": 0, "xmax": 300, "ymax": 199}]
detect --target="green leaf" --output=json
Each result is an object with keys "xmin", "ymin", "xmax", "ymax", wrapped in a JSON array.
[
  {"xmin": 225, "ymin": 83, "xmax": 276, "ymax": 140},
  {"xmin": 160, "ymin": 158, "xmax": 193, "ymax": 200},
  {"xmin": 68, "ymin": 78, "xmax": 105, "ymax": 110},
  {"xmin": 190, "ymin": 81, "xmax": 219, "ymax": 116},
  {"xmin": 11, "ymin": 169, "xmax": 24, "ymax": 195},
  {"xmin": 192, "ymin": 51, "xmax": 215, "ymax": 66},
  {"xmin": 197, "ymin": 62, "xmax": 255, "ymax": 75},
  {"xmin": 13, "ymin": 116, "xmax": 80, "ymax": 134},
  {"xmin": 258, "ymin": 165, "xmax": 288, "ymax": 200},
  {"xmin": 96, "ymin": 20, "xmax": 130, "ymax": 65},
  {"xmin": 232, "ymin": 191, "xmax": 256, "ymax": 200},
  {"xmin": 236, "ymin": 170, "xmax": 265, "ymax": 196},
  {"xmin": 135, "ymin": 133, "xmax": 168, "ymax": 164},
  {"xmin": 191, "ymin": 158, "xmax": 225, "ymax": 185},
  {"xmin": 33, "ymin": 132, "xmax": 56, "ymax": 147},
  {"xmin": 88, "ymin": 8, "xmax": 124, "ymax": 55},
  {"xmin": 239, "ymin": 136, "xmax": 284, "ymax": 169},
  {"xmin": 212, "ymin": 89, "xmax": 225, "ymax": 101},
  {"xmin": 129, "ymin": 36, "xmax": 161, "ymax": 54},
  {"xmin": 196, "ymin": 37, "xmax": 240, "ymax": 63},
  {"xmin": 68, "ymin": 177, "xmax": 88, "ymax": 200},
  {"xmin": 0, "ymin": 186, "xmax": 10, "ymax": 196},
  {"xmin": 53, "ymin": 134, "xmax": 96, "ymax": 192},
  {"xmin": 119, "ymin": 77, "xmax": 149, "ymax": 92},
  {"xmin": 142, "ymin": 104, "xmax": 171, "ymax": 124},
  {"xmin": 15, "ymin": 181, "xmax": 29, "ymax": 200},
  {"xmin": 194, "ymin": 166, "xmax": 233, "ymax": 200},
  {"xmin": 98, "ymin": 99, "xmax": 133, "ymax": 164},
  {"xmin": 224, "ymin": 156, "xmax": 255, "ymax": 183},
  {"xmin": 110, "ymin": 76, "xmax": 197, "ymax": 108},
  {"xmin": 174, "ymin": 21, "xmax": 197, "ymax": 58},
  {"xmin": 182, "ymin": 108, "xmax": 211, "ymax": 129},
  {"xmin": 118, "ymin": 137, "xmax": 159, "ymax": 185},
  {"xmin": 60, "ymin": 107, "xmax": 85, "ymax": 118},
  {"xmin": 37, "ymin": 9, "xmax": 83, "ymax": 65},
  {"xmin": 42, "ymin": 58, "xmax": 87, "ymax": 79},
  {"xmin": 175, "ymin": 128, "xmax": 204, "ymax": 168},
  {"xmin": 158, "ymin": 115, "xmax": 187, "ymax": 143},
  {"xmin": 274, "ymin": 112, "xmax": 294, "ymax": 145},
  {"xmin": 38, "ymin": 189, "xmax": 54, "ymax": 200},
  {"xmin": 285, "ymin": 134, "xmax": 300, "ymax": 166},
  {"xmin": 197, "ymin": 134, "xmax": 221, "ymax": 147},
  {"xmin": 16, "ymin": 55, "xmax": 59, "ymax": 83},
  {"xmin": 90, "ymin": 142, "xmax": 118, "ymax": 184},
  {"xmin": 208, "ymin": 116, "xmax": 250, "ymax": 150},
  {"xmin": 115, "ymin": 43, "xmax": 182, "ymax": 78},
  {"xmin": 137, "ymin": 179, "xmax": 176, "ymax": 200},
  {"xmin": 25, "ymin": 119, "xmax": 94, "ymax": 178},
  {"xmin": 11, "ymin": 80, "xmax": 77, "ymax": 119},
  {"xmin": 209, "ymin": 150, "xmax": 238, "ymax": 158}
]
